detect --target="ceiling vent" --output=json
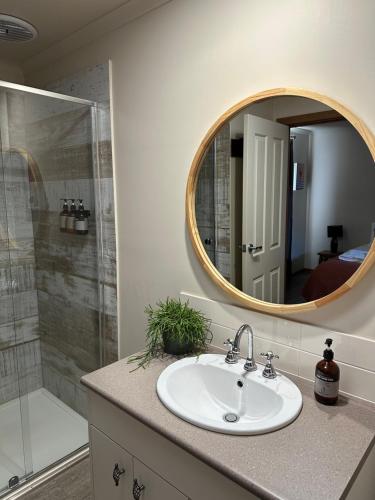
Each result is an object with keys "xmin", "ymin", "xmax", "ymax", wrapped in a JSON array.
[{"xmin": 0, "ymin": 14, "xmax": 37, "ymax": 42}]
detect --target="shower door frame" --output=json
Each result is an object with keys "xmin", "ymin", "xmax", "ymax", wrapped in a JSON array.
[
  {"xmin": 0, "ymin": 80, "xmax": 96, "ymax": 106},
  {"xmin": 0, "ymin": 79, "xmax": 106, "ymax": 498}
]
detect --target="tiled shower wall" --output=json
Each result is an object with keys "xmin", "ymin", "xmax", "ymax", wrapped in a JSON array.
[
  {"xmin": 30, "ymin": 63, "xmax": 117, "ymax": 417},
  {"xmin": 29, "ymin": 104, "xmax": 100, "ymax": 417},
  {"xmin": 196, "ymin": 123, "xmax": 231, "ymax": 280},
  {"xmin": 195, "ymin": 141, "xmax": 215, "ymax": 263},
  {"xmin": 45, "ymin": 63, "xmax": 117, "ymax": 366},
  {"xmin": 46, "ymin": 64, "xmax": 117, "ymax": 365}
]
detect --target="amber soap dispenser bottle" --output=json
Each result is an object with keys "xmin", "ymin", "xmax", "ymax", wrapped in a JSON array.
[{"xmin": 314, "ymin": 338, "xmax": 340, "ymax": 405}]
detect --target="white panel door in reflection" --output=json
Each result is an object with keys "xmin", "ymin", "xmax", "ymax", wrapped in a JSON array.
[{"xmin": 242, "ymin": 115, "xmax": 289, "ymax": 302}]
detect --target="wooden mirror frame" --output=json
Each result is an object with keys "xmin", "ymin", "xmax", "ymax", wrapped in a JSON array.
[{"xmin": 186, "ymin": 88, "xmax": 375, "ymax": 314}]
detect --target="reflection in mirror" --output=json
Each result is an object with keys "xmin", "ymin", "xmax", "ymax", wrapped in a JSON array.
[{"xmin": 195, "ymin": 96, "xmax": 375, "ymax": 305}]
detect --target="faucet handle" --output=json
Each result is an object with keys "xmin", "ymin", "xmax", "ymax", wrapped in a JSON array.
[
  {"xmin": 259, "ymin": 351, "xmax": 279, "ymax": 379},
  {"xmin": 224, "ymin": 338, "xmax": 238, "ymax": 364},
  {"xmin": 260, "ymin": 351, "xmax": 279, "ymax": 361},
  {"xmin": 224, "ymin": 338, "xmax": 234, "ymax": 347}
]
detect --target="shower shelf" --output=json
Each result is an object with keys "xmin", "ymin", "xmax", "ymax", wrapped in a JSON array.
[{"xmin": 0, "ymin": 334, "xmax": 40, "ymax": 352}]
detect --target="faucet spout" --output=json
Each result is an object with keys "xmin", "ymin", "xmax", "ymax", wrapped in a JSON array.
[{"xmin": 224, "ymin": 324, "xmax": 257, "ymax": 372}]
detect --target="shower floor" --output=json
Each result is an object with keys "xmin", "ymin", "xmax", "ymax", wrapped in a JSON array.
[{"xmin": 0, "ymin": 388, "xmax": 88, "ymax": 493}]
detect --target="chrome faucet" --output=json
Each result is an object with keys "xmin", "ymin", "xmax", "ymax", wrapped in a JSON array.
[{"xmin": 224, "ymin": 324, "xmax": 257, "ymax": 372}]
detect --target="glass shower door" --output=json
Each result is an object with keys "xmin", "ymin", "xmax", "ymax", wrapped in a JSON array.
[
  {"xmin": 0, "ymin": 78, "xmax": 105, "ymax": 495},
  {"xmin": 0, "ymin": 92, "xmax": 30, "ymax": 494}
]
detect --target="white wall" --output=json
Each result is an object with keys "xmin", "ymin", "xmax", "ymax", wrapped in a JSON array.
[
  {"xmin": 304, "ymin": 121, "xmax": 375, "ymax": 268},
  {"xmin": 0, "ymin": 59, "xmax": 24, "ymax": 84},
  {"xmin": 23, "ymin": 0, "xmax": 375, "ymax": 355}
]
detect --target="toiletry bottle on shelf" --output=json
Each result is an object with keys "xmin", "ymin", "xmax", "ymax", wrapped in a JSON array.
[
  {"xmin": 314, "ymin": 338, "xmax": 340, "ymax": 405},
  {"xmin": 59, "ymin": 199, "xmax": 69, "ymax": 232},
  {"xmin": 75, "ymin": 199, "xmax": 89, "ymax": 235},
  {"xmin": 66, "ymin": 199, "xmax": 77, "ymax": 234}
]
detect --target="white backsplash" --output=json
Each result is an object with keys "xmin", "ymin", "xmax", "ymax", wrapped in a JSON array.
[{"xmin": 181, "ymin": 292, "xmax": 375, "ymax": 403}]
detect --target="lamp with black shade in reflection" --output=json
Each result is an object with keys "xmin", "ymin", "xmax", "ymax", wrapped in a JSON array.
[{"xmin": 327, "ymin": 225, "xmax": 343, "ymax": 253}]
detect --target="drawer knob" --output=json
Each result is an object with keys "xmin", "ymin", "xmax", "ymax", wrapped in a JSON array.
[
  {"xmin": 112, "ymin": 463, "xmax": 125, "ymax": 486},
  {"xmin": 133, "ymin": 479, "xmax": 145, "ymax": 499}
]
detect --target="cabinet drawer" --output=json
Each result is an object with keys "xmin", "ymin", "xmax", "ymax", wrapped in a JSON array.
[
  {"xmin": 90, "ymin": 425, "xmax": 133, "ymax": 500},
  {"xmin": 133, "ymin": 458, "xmax": 187, "ymax": 500}
]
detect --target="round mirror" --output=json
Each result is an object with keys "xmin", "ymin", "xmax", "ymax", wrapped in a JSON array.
[{"xmin": 186, "ymin": 89, "xmax": 375, "ymax": 313}]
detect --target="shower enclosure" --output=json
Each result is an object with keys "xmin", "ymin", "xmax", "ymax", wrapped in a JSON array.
[
  {"xmin": 195, "ymin": 123, "xmax": 231, "ymax": 281},
  {"xmin": 0, "ymin": 81, "xmax": 107, "ymax": 496}
]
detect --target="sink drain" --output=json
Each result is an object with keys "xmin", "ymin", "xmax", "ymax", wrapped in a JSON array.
[{"xmin": 223, "ymin": 412, "xmax": 239, "ymax": 423}]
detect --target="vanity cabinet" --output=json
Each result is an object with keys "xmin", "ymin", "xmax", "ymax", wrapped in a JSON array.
[
  {"xmin": 87, "ymin": 390, "xmax": 258, "ymax": 500},
  {"xmin": 90, "ymin": 425, "xmax": 187, "ymax": 500},
  {"xmin": 84, "ymin": 357, "xmax": 375, "ymax": 500}
]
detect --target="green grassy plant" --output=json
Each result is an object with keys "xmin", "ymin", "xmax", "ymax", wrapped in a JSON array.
[{"xmin": 129, "ymin": 298, "xmax": 212, "ymax": 370}]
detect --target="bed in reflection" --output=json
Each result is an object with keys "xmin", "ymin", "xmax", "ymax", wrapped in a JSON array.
[{"xmin": 302, "ymin": 245, "xmax": 369, "ymax": 301}]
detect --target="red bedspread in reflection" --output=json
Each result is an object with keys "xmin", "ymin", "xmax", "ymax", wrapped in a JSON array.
[{"xmin": 302, "ymin": 258, "xmax": 360, "ymax": 301}]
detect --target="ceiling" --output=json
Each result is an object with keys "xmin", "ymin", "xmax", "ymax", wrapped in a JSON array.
[{"xmin": 0, "ymin": 0, "xmax": 132, "ymax": 62}]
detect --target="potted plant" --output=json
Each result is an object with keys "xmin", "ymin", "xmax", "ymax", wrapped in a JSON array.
[{"xmin": 129, "ymin": 298, "xmax": 212, "ymax": 369}]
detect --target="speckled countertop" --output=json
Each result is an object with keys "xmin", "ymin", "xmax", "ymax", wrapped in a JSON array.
[{"xmin": 82, "ymin": 354, "xmax": 375, "ymax": 500}]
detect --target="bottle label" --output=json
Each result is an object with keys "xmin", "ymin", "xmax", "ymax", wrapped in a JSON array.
[
  {"xmin": 66, "ymin": 216, "xmax": 75, "ymax": 230},
  {"xmin": 60, "ymin": 215, "xmax": 67, "ymax": 228},
  {"xmin": 314, "ymin": 374, "xmax": 339, "ymax": 398},
  {"xmin": 75, "ymin": 220, "xmax": 88, "ymax": 231}
]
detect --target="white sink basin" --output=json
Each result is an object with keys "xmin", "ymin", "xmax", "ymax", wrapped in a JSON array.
[{"xmin": 157, "ymin": 354, "xmax": 302, "ymax": 435}]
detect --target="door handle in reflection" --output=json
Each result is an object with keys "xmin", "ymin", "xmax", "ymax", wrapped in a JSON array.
[{"xmin": 248, "ymin": 244, "xmax": 263, "ymax": 253}]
